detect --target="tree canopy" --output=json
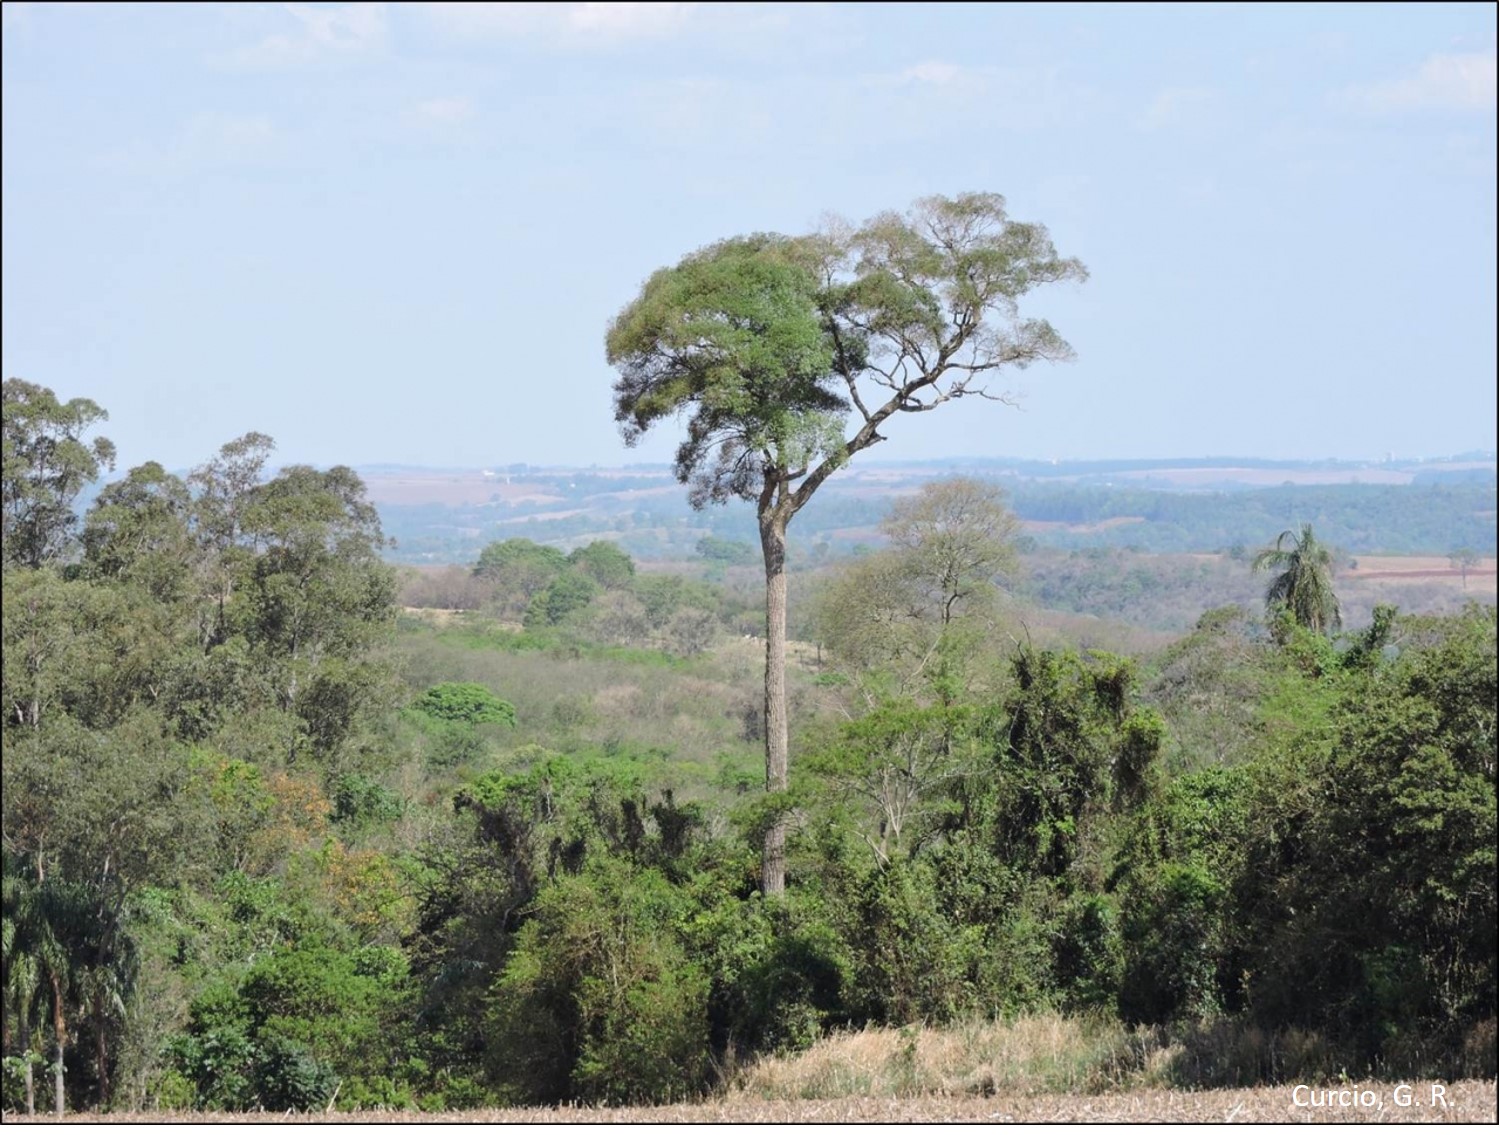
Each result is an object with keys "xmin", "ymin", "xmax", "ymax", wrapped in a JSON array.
[{"xmin": 608, "ymin": 193, "xmax": 1088, "ymax": 517}]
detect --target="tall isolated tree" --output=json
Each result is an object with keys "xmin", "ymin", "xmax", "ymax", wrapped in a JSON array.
[
  {"xmin": 607, "ymin": 193, "xmax": 1086, "ymax": 893},
  {"xmin": 1252, "ymin": 522, "xmax": 1342, "ymax": 635},
  {"xmin": 1448, "ymin": 547, "xmax": 1480, "ymax": 590},
  {"xmin": 2, "ymin": 379, "xmax": 116, "ymax": 569}
]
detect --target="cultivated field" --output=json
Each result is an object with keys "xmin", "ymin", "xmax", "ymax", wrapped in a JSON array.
[{"xmin": 11, "ymin": 1083, "xmax": 1496, "ymax": 1124}]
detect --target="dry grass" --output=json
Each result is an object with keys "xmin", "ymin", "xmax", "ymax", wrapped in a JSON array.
[
  {"xmin": 11, "ymin": 1083, "xmax": 1496, "ymax": 1123},
  {"xmin": 737, "ymin": 1017, "xmax": 1164, "ymax": 1100}
]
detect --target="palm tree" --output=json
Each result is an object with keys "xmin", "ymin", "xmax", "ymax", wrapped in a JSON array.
[
  {"xmin": 3, "ymin": 864, "xmax": 43, "ymax": 1115},
  {"xmin": 1252, "ymin": 523, "xmax": 1342, "ymax": 635}
]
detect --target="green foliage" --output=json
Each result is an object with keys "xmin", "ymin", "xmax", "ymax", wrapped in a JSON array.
[
  {"xmin": 1120, "ymin": 862, "xmax": 1228, "ymax": 1025},
  {"xmin": 2, "ymin": 378, "xmax": 117, "ymax": 568},
  {"xmin": 413, "ymin": 682, "xmax": 516, "ymax": 727},
  {"xmin": 801, "ymin": 701, "xmax": 972, "ymax": 865},
  {"xmin": 523, "ymin": 569, "xmax": 600, "ymax": 629},
  {"xmin": 172, "ymin": 938, "xmax": 410, "ymax": 1111},
  {"xmin": 567, "ymin": 541, "xmax": 635, "ymax": 589},
  {"xmin": 80, "ymin": 462, "xmax": 194, "ymax": 603},
  {"xmin": 474, "ymin": 538, "xmax": 566, "ymax": 584},
  {"xmin": 472, "ymin": 538, "xmax": 568, "ymax": 620},
  {"xmin": 688, "ymin": 896, "xmax": 852, "ymax": 1058},
  {"xmin": 608, "ymin": 234, "xmax": 844, "ymax": 507},
  {"xmin": 485, "ymin": 858, "xmax": 712, "ymax": 1105},
  {"xmin": 696, "ymin": 535, "xmax": 756, "ymax": 565},
  {"xmin": 847, "ymin": 861, "xmax": 965, "ymax": 1024},
  {"xmin": 330, "ymin": 773, "xmax": 405, "ymax": 828},
  {"xmin": 1248, "ymin": 605, "xmax": 1496, "ymax": 1061}
]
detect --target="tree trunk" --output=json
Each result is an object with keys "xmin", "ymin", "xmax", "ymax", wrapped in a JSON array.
[
  {"xmin": 50, "ymin": 976, "xmax": 65, "ymax": 1117},
  {"xmin": 760, "ymin": 512, "xmax": 789, "ymax": 895},
  {"xmin": 94, "ymin": 990, "xmax": 110, "ymax": 1108},
  {"xmin": 21, "ymin": 1014, "xmax": 35, "ymax": 1115}
]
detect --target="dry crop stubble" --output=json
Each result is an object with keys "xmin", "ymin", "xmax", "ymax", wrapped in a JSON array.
[{"xmin": 8, "ymin": 1083, "xmax": 1496, "ymax": 1123}]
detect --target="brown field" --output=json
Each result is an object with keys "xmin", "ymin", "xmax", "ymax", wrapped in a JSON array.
[
  {"xmin": 1023, "ymin": 515, "xmax": 1147, "ymax": 533},
  {"xmin": 1346, "ymin": 555, "xmax": 1496, "ymax": 580},
  {"xmin": 12, "ymin": 1083, "xmax": 1496, "ymax": 1124},
  {"xmin": 1107, "ymin": 467, "xmax": 1420, "ymax": 487},
  {"xmin": 360, "ymin": 472, "xmax": 564, "ymax": 508}
]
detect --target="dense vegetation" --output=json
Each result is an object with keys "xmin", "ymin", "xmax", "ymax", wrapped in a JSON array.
[{"xmin": 3, "ymin": 380, "xmax": 1495, "ymax": 1114}]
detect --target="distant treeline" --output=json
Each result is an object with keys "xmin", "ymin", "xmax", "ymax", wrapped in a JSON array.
[
  {"xmin": 1005, "ymin": 482, "xmax": 1497, "ymax": 553},
  {"xmin": 377, "ymin": 481, "xmax": 1496, "ymax": 564}
]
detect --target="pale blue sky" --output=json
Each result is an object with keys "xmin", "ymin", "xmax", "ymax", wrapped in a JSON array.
[{"xmin": 3, "ymin": 2, "xmax": 1495, "ymax": 473}]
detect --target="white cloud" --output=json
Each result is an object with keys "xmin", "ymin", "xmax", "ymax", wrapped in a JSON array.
[
  {"xmin": 410, "ymin": 96, "xmax": 475, "ymax": 124},
  {"xmin": 1339, "ymin": 51, "xmax": 1497, "ymax": 112},
  {"xmin": 182, "ymin": 112, "xmax": 277, "ymax": 162},
  {"xmin": 899, "ymin": 60, "xmax": 963, "ymax": 86},
  {"xmin": 863, "ymin": 61, "xmax": 1096, "ymax": 131},
  {"xmin": 215, "ymin": 2, "xmax": 388, "ymax": 69},
  {"xmin": 1136, "ymin": 86, "xmax": 1217, "ymax": 131},
  {"xmin": 567, "ymin": 2, "xmax": 696, "ymax": 37},
  {"xmin": 98, "ymin": 112, "xmax": 279, "ymax": 176},
  {"xmin": 425, "ymin": 2, "xmax": 697, "ymax": 44}
]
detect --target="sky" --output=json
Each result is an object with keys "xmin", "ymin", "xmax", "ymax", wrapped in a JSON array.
[{"xmin": 2, "ymin": 2, "xmax": 1496, "ymax": 475}]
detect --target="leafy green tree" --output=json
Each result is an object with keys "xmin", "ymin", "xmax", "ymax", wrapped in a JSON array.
[
  {"xmin": 410, "ymin": 683, "xmax": 515, "ymax": 769},
  {"xmin": 1148, "ymin": 605, "xmax": 1269, "ymax": 768},
  {"xmin": 882, "ymin": 477, "xmax": 1021, "ymax": 629},
  {"xmin": 523, "ymin": 570, "xmax": 598, "ymax": 629},
  {"xmin": 1252, "ymin": 523, "xmax": 1342, "ymax": 635},
  {"xmin": 236, "ymin": 465, "xmax": 397, "ymax": 764},
  {"xmin": 695, "ymin": 536, "xmax": 755, "ymax": 565},
  {"xmin": 815, "ymin": 478, "xmax": 1022, "ymax": 699},
  {"xmin": 186, "ymin": 433, "xmax": 274, "ymax": 651},
  {"xmin": 2, "ymin": 379, "xmax": 116, "ymax": 568},
  {"xmin": 567, "ymin": 541, "xmax": 635, "ymax": 589},
  {"xmin": 472, "ymin": 539, "xmax": 566, "ymax": 619},
  {"xmin": 80, "ymin": 463, "xmax": 195, "ymax": 605},
  {"xmin": 609, "ymin": 194, "xmax": 1085, "ymax": 893},
  {"xmin": 801, "ymin": 702, "xmax": 972, "ymax": 866}
]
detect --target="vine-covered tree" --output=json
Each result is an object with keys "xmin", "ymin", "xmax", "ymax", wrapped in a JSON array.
[
  {"xmin": 1252, "ymin": 523, "xmax": 1342, "ymax": 635},
  {"xmin": 607, "ymin": 193, "xmax": 1086, "ymax": 893}
]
